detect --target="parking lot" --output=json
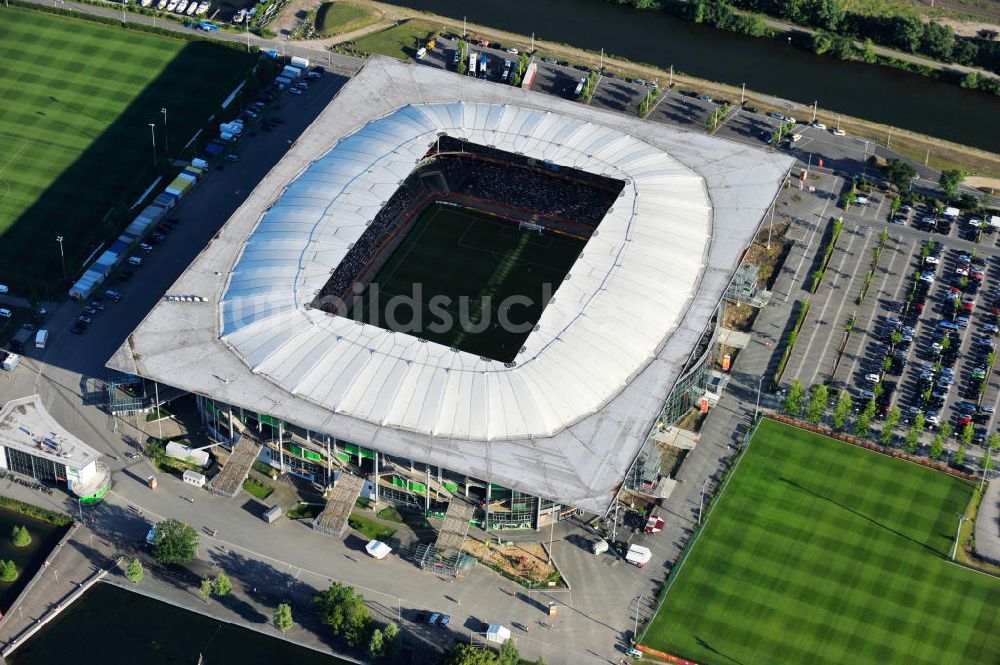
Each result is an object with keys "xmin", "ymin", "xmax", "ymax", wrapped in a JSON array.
[{"xmin": 779, "ymin": 185, "xmax": 1000, "ymax": 465}]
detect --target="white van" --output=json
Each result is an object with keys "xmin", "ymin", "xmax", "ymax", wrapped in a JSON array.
[
  {"xmin": 855, "ymin": 196, "xmax": 869, "ymax": 205},
  {"xmin": 0, "ymin": 284, "xmax": 8, "ymax": 294},
  {"xmin": 416, "ymin": 47, "xmax": 427, "ymax": 60},
  {"xmin": 0, "ymin": 308, "xmax": 11, "ymax": 318},
  {"xmin": 591, "ymin": 538, "xmax": 609, "ymax": 555},
  {"xmin": 128, "ymin": 256, "xmax": 143, "ymax": 266},
  {"xmin": 35, "ymin": 330, "xmax": 49, "ymax": 349}
]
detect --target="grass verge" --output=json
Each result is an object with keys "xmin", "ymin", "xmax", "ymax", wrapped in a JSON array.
[
  {"xmin": 242, "ymin": 477, "xmax": 274, "ymax": 500},
  {"xmin": 772, "ymin": 299, "xmax": 810, "ymax": 389},
  {"xmin": 315, "ymin": 1, "xmax": 380, "ymax": 37},
  {"xmin": 339, "ymin": 18, "xmax": 435, "ymax": 59},
  {"xmin": 348, "ymin": 512, "xmax": 396, "ymax": 540}
]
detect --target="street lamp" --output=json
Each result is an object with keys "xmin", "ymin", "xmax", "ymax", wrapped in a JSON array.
[
  {"xmin": 148, "ymin": 123, "xmax": 157, "ymax": 166},
  {"xmin": 161, "ymin": 107, "xmax": 169, "ymax": 155},
  {"xmin": 632, "ymin": 594, "xmax": 644, "ymax": 642},
  {"xmin": 755, "ymin": 375, "xmax": 766, "ymax": 421},
  {"xmin": 56, "ymin": 235, "xmax": 66, "ymax": 280},
  {"xmin": 698, "ymin": 477, "xmax": 709, "ymax": 526}
]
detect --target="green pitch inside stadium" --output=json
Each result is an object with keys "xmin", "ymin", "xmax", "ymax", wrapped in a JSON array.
[{"xmin": 315, "ymin": 138, "xmax": 623, "ymax": 363}]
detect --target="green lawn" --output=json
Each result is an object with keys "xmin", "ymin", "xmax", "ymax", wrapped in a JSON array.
[
  {"xmin": 242, "ymin": 477, "xmax": 274, "ymax": 500},
  {"xmin": 346, "ymin": 19, "xmax": 437, "ymax": 59},
  {"xmin": 348, "ymin": 513, "xmax": 396, "ymax": 541},
  {"xmin": 0, "ymin": 8, "xmax": 254, "ymax": 293},
  {"xmin": 315, "ymin": 1, "xmax": 380, "ymax": 37},
  {"xmin": 642, "ymin": 418, "xmax": 1000, "ymax": 665}
]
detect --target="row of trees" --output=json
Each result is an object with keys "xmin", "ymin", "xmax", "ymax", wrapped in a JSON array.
[{"xmin": 781, "ymin": 379, "xmax": 999, "ymax": 468}]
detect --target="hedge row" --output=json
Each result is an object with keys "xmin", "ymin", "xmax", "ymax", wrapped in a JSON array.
[
  {"xmin": 771, "ymin": 299, "xmax": 810, "ymax": 390},
  {"xmin": 0, "ymin": 495, "xmax": 74, "ymax": 528},
  {"xmin": 810, "ymin": 217, "xmax": 844, "ymax": 294}
]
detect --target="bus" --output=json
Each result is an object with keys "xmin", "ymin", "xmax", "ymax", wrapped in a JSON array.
[
  {"xmin": 468, "ymin": 51, "xmax": 477, "ymax": 76},
  {"xmin": 479, "ymin": 54, "xmax": 488, "ymax": 79}
]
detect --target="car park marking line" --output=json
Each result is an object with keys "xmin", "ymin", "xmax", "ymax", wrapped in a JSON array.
[
  {"xmin": 859, "ymin": 236, "xmax": 909, "ymax": 408},
  {"xmin": 787, "ymin": 174, "xmax": 841, "ymax": 303},
  {"xmin": 819, "ymin": 226, "xmax": 873, "ymax": 386},
  {"xmin": 791, "ymin": 223, "xmax": 867, "ymax": 383}
]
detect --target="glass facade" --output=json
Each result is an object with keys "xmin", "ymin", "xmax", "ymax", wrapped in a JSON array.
[
  {"xmin": 5, "ymin": 447, "xmax": 66, "ymax": 484},
  {"xmin": 658, "ymin": 320, "xmax": 718, "ymax": 425}
]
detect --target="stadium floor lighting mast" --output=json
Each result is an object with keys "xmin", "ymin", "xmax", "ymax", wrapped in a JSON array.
[
  {"xmin": 950, "ymin": 513, "xmax": 967, "ymax": 560},
  {"xmin": 161, "ymin": 107, "xmax": 169, "ymax": 156},
  {"xmin": 56, "ymin": 235, "xmax": 66, "ymax": 280},
  {"xmin": 148, "ymin": 123, "xmax": 157, "ymax": 166}
]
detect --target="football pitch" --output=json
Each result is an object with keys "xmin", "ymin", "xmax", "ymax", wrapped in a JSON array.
[
  {"xmin": 0, "ymin": 8, "xmax": 253, "ymax": 290},
  {"xmin": 642, "ymin": 418, "xmax": 1000, "ymax": 665},
  {"xmin": 351, "ymin": 203, "xmax": 585, "ymax": 362}
]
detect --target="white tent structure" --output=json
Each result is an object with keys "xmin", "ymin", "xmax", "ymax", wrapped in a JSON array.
[
  {"xmin": 485, "ymin": 624, "xmax": 512, "ymax": 644},
  {"xmin": 365, "ymin": 540, "xmax": 392, "ymax": 559},
  {"xmin": 109, "ymin": 57, "xmax": 792, "ymax": 513}
]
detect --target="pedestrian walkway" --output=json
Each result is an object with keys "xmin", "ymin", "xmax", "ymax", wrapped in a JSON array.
[
  {"xmin": 975, "ymin": 480, "xmax": 1000, "ymax": 565},
  {"xmin": 0, "ymin": 524, "xmax": 114, "ymax": 653}
]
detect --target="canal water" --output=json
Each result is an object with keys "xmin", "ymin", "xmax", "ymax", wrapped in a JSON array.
[
  {"xmin": 381, "ymin": 0, "xmax": 1000, "ymax": 153},
  {"xmin": 0, "ymin": 507, "xmax": 66, "ymax": 612},
  {"xmin": 8, "ymin": 583, "xmax": 354, "ymax": 665}
]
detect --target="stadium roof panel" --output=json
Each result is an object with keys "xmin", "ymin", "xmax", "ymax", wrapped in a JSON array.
[{"xmin": 109, "ymin": 56, "xmax": 793, "ymax": 513}]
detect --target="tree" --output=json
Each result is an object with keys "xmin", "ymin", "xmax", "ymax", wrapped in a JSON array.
[
  {"xmin": 368, "ymin": 628, "xmax": 385, "ymax": 659},
  {"xmin": 11, "ymin": 525, "xmax": 31, "ymax": 548},
  {"xmin": 152, "ymin": 519, "xmax": 199, "ymax": 565},
  {"xmin": 805, "ymin": 384, "xmax": 828, "ymax": 424},
  {"xmin": 930, "ymin": 435, "xmax": 944, "ymax": 460},
  {"xmin": 126, "ymin": 558, "xmax": 144, "ymax": 583},
  {"xmin": 860, "ymin": 38, "xmax": 877, "ymax": 63},
  {"xmin": 892, "ymin": 15, "xmax": 924, "ymax": 53},
  {"xmin": 939, "ymin": 169, "xmax": 964, "ymax": 200},
  {"xmin": 0, "ymin": 561, "xmax": 17, "ymax": 582},
  {"xmin": 961, "ymin": 422, "xmax": 975, "ymax": 446},
  {"xmin": 854, "ymin": 410, "xmax": 872, "ymax": 438},
  {"xmin": 980, "ymin": 451, "xmax": 995, "ymax": 472},
  {"xmin": 498, "ymin": 638, "xmax": 520, "ymax": 665},
  {"xmin": 383, "ymin": 622, "xmax": 401, "ymax": 656},
  {"xmin": 832, "ymin": 390, "xmax": 852, "ymax": 430},
  {"xmin": 315, "ymin": 582, "xmax": 371, "ymax": 647},
  {"xmin": 443, "ymin": 644, "xmax": 497, "ymax": 665},
  {"xmin": 813, "ymin": 0, "xmax": 845, "ymax": 31},
  {"xmin": 955, "ymin": 445, "xmax": 967, "ymax": 467},
  {"xmin": 199, "ymin": 579, "xmax": 213, "ymax": 600},
  {"xmin": 783, "ymin": 379, "xmax": 805, "ymax": 415},
  {"xmin": 940, "ymin": 422, "xmax": 953, "ymax": 440},
  {"xmin": 881, "ymin": 406, "xmax": 901, "ymax": 445},
  {"xmin": 988, "ymin": 432, "xmax": 1000, "ymax": 452},
  {"xmin": 812, "ymin": 32, "xmax": 833, "ymax": 55},
  {"xmin": 212, "ymin": 572, "xmax": 232, "ymax": 597},
  {"xmin": 274, "ymin": 603, "xmax": 294, "ymax": 633},
  {"xmin": 920, "ymin": 22, "xmax": 954, "ymax": 61},
  {"xmin": 882, "ymin": 158, "xmax": 916, "ymax": 191}
]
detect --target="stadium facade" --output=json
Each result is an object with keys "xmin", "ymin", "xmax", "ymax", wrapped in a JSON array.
[{"xmin": 109, "ymin": 56, "xmax": 792, "ymax": 528}]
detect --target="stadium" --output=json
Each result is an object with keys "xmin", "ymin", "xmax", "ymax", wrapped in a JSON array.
[{"xmin": 109, "ymin": 56, "xmax": 792, "ymax": 534}]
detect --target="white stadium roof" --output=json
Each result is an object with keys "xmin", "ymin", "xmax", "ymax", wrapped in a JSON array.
[
  {"xmin": 221, "ymin": 102, "xmax": 710, "ymax": 442},
  {"xmin": 110, "ymin": 56, "xmax": 792, "ymax": 512}
]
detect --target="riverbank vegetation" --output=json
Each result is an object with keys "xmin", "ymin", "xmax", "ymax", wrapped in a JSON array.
[
  {"xmin": 609, "ymin": 0, "xmax": 1000, "ymax": 84},
  {"xmin": 0, "ymin": 496, "xmax": 72, "ymax": 528}
]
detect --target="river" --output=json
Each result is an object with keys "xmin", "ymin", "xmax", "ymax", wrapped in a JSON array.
[
  {"xmin": 379, "ymin": 0, "xmax": 1000, "ymax": 153},
  {"xmin": 8, "ymin": 583, "xmax": 354, "ymax": 665}
]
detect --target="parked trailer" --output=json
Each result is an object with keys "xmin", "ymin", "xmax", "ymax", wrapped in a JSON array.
[
  {"xmin": 521, "ymin": 62, "xmax": 537, "ymax": 90},
  {"xmin": 281, "ymin": 65, "xmax": 301, "ymax": 79},
  {"xmin": 468, "ymin": 51, "xmax": 477, "ymax": 76},
  {"xmin": 289, "ymin": 56, "xmax": 310, "ymax": 69}
]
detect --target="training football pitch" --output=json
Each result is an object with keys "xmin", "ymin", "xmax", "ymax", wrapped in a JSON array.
[
  {"xmin": 0, "ymin": 8, "xmax": 253, "ymax": 290},
  {"xmin": 642, "ymin": 418, "xmax": 1000, "ymax": 665},
  {"xmin": 351, "ymin": 203, "xmax": 585, "ymax": 362}
]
